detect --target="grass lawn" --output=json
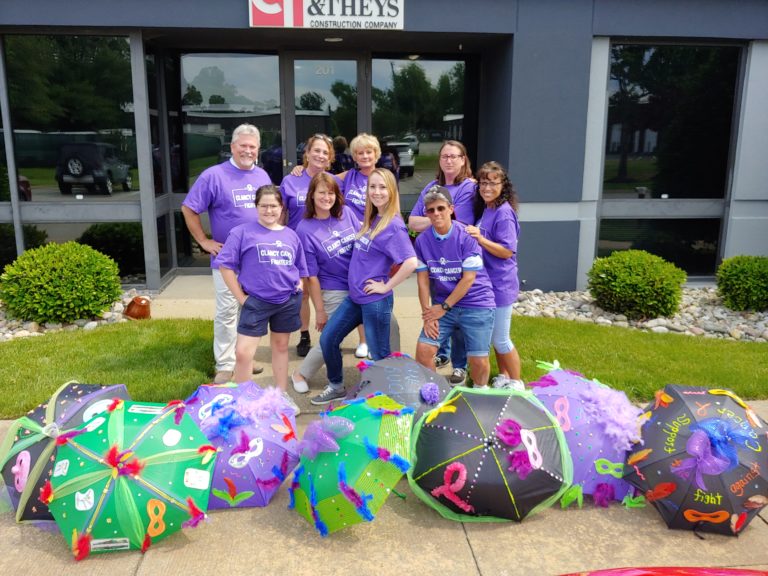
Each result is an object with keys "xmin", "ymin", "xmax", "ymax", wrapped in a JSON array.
[{"xmin": 0, "ymin": 316, "xmax": 766, "ymax": 419}]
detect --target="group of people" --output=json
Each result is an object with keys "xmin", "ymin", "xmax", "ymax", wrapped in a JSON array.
[{"xmin": 181, "ymin": 123, "xmax": 522, "ymax": 413}]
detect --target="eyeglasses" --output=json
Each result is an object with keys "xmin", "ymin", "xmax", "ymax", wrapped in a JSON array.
[
  {"xmin": 440, "ymin": 154, "xmax": 464, "ymax": 161},
  {"xmin": 479, "ymin": 180, "xmax": 502, "ymax": 188},
  {"xmin": 311, "ymin": 133, "xmax": 332, "ymax": 144},
  {"xmin": 426, "ymin": 205, "xmax": 449, "ymax": 214},
  {"xmin": 257, "ymin": 204, "xmax": 281, "ymax": 211}
]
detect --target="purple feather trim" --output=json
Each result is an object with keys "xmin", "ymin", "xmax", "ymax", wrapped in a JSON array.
[
  {"xmin": 237, "ymin": 386, "xmax": 287, "ymax": 420},
  {"xmin": 507, "ymin": 450, "xmax": 533, "ymax": 479},
  {"xmin": 593, "ymin": 483, "xmax": 615, "ymax": 507},
  {"xmin": 577, "ymin": 385, "xmax": 643, "ymax": 453},
  {"xmin": 420, "ymin": 382, "xmax": 440, "ymax": 405},
  {"xmin": 338, "ymin": 462, "xmax": 374, "ymax": 521},
  {"xmin": 528, "ymin": 374, "xmax": 560, "ymax": 388},
  {"xmin": 495, "ymin": 419, "xmax": 522, "ymax": 447}
]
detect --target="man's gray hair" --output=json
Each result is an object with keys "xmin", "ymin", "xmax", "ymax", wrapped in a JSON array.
[
  {"xmin": 423, "ymin": 184, "xmax": 454, "ymax": 206},
  {"xmin": 231, "ymin": 123, "xmax": 261, "ymax": 144}
]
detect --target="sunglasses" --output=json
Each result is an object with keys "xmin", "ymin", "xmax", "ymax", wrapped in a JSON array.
[{"xmin": 426, "ymin": 205, "xmax": 449, "ymax": 214}]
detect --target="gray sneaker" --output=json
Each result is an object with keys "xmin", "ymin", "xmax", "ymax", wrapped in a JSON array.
[
  {"xmin": 449, "ymin": 368, "xmax": 467, "ymax": 386},
  {"xmin": 310, "ymin": 385, "xmax": 347, "ymax": 406},
  {"xmin": 281, "ymin": 390, "xmax": 301, "ymax": 417}
]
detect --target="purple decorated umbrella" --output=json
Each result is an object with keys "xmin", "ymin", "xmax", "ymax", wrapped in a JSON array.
[
  {"xmin": 530, "ymin": 360, "xmax": 643, "ymax": 508},
  {"xmin": 185, "ymin": 382, "xmax": 299, "ymax": 508}
]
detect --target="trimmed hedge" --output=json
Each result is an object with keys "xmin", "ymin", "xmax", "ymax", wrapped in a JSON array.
[
  {"xmin": 716, "ymin": 255, "xmax": 768, "ymax": 311},
  {"xmin": 0, "ymin": 241, "xmax": 121, "ymax": 323},
  {"xmin": 587, "ymin": 250, "xmax": 687, "ymax": 320}
]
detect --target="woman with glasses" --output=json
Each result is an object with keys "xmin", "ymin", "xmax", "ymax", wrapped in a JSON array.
[
  {"xmin": 215, "ymin": 185, "xmax": 307, "ymax": 413},
  {"xmin": 466, "ymin": 161, "xmax": 523, "ymax": 390},
  {"xmin": 291, "ymin": 173, "xmax": 361, "ymax": 394},
  {"xmin": 280, "ymin": 134, "xmax": 341, "ymax": 357},
  {"xmin": 408, "ymin": 140, "xmax": 477, "ymax": 384},
  {"xmin": 311, "ymin": 168, "xmax": 417, "ymax": 405}
]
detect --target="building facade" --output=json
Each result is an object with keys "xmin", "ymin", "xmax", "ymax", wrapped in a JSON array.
[{"xmin": 1, "ymin": 0, "xmax": 766, "ymax": 290}]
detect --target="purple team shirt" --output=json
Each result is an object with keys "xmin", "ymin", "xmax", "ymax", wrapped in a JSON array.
[
  {"xmin": 476, "ymin": 202, "xmax": 520, "ymax": 307},
  {"xmin": 415, "ymin": 222, "xmax": 495, "ymax": 309},
  {"xmin": 182, "ymin": 160, "xmax": 272, "ymax": 268},
  {"xmin": 411, "ymin": 179, "xmax": 477, "ymax": 224},
  {"xmin": 342, "ymin": 169, "xmax": 369, "ymax": 220},
  {"xmin": 348, "ymin": 216, "xmax": 416, "ymax": 305},
  {"xmin": 295, "ymin": 206, "xmax": 361, "ymax": 291},
  {"xmin": 280, "ymin": 171, "xmax": 342, "ymax": 230},
  {"xmin": 214, "ymin": 223, "xmax": 308, "ymax": 305}
]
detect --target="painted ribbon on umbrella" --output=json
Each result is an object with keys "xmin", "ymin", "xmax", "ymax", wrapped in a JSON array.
[
  {"xmin": 682, "ymin": 508, "xmax": 730, "ymax": 524},
  {"xmin": 553, "ymin": 396, "xmax": 572, "ymax": 431},
  {"xmin": 670, "ymin": 429, "xmax": 730, "ymax": 491},
  {"xmin": 431, "ymin": 462, "xmax": 475, "ymax": 513}
]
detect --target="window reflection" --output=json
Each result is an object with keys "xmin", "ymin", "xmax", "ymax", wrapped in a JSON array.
[
  {"xmin": 604, "ymin": 45, "xmax": 739, "ymax": 199},
  {"xmin": 5, "ymin": 35, "xmax": 139, "ymax": 202},
  {"xmin": 372, "ymin": 59, "xmax": 465, "ymax": 208}
]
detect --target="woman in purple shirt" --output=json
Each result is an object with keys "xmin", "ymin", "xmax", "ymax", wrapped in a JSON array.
[
  {"xmin": 280, "ymin": 134, "xmax": 340, "ymax": 357},
  {"xmin": 215, "ymin": 185, "xmax": 308, "ymax": 408},
  {"xmin": 311, "ymin": 168, "xmax": 417, "ymax": 405},
  {"xmin": 292, "ymin": 173, "xmax": 361, "ymax": 394},
  {"xmin": 466, "ymin": 161, "xmax": 523, "ymax": 390}
]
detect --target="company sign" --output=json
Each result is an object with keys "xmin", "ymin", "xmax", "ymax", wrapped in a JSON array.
[{"xmin": 249, "ymin": 0, "xmax": 404, "ymax": 30}]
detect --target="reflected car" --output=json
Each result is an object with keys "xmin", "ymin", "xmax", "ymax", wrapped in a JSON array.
[
  {"xmin": 217, "ymin": 144, "xmax": 232, "ymax": 164},
  {"xmin": 385, "ymin": 141, "xmax": 415, "ymax": 178},
  {"xmin": 55, "ymin": 142, "xmax": 132, "ymax": 195},
  {"xmin": 402, "ymin": 133, "xmax": 420, "ymax": 154}
]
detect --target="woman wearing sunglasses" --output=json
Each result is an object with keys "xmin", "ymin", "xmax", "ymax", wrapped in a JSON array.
[
  {"xmin": 466, "ymin": 161, "xmax": 523, "ymax": 390},
  {"xmin": 311, "ymin": 168, "xmax": 417, "ymax": 405}
]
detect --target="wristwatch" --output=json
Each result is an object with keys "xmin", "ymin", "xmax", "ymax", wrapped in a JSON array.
[{"xmin": 441, "ymin": 302, "xmax": 452, "ymax": 311}]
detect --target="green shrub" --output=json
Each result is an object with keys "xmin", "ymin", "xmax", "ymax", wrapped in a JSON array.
[
  {"xmin": 0, "ymin": 241, "xmax": 121, "ymax": 323},
  {"xmin": 77, "ymin": 222, "xmax": 144, "ymax": 276},
  {"xmin": 587, "ymin": 249, "xmax": 687, "ymax": 320},
  {"xmin": 716, "ymin": 255, "xmax": 768, "ymax": 311},
  {"xmin": 0, "ymin": 224, "xmax": 49, "ymax": 271}
]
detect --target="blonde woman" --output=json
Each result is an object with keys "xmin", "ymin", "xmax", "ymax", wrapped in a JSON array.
[{"xmin": 311, "ymin": 168, "xmax": 417, "ymax": 405}]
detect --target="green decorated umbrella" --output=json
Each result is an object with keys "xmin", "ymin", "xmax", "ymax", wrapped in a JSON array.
[
  {"xmin": 0, "ymin": 381, "xmax": 131, "ymax": 522},
  {"xmin": 44, "ymin": 399, "xmax": 217, "ymax": 560},
  {"xmin": 289, "ymin": 393, "xmax": 413, "ymax": 536}
]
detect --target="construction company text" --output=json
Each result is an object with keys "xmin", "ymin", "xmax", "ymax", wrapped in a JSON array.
[{"xmin": 249, "ymin": 0, "xmax": 404, "ymax": 30}]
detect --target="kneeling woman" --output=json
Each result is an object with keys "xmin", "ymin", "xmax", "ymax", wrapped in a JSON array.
[
  {"xmin": 215, "ymin": 185, "xmax": 308, "ymax": 397},
  {"xmin": 311, "ymin": 168, "xmax": 417, "ymax": 405}
]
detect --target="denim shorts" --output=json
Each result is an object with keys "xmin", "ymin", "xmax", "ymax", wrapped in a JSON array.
[
  {"xmin": 418, "ymin": 306, "xmax": 495, "ymax": 357},
  {"xmin": 238, "ymin": 292, "xmax": 302, "ymax": 337}
]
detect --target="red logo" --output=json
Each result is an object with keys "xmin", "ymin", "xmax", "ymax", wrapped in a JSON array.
[{"xmin": 249, "ymin": 0, "xmax": 304, "ymax": 28}]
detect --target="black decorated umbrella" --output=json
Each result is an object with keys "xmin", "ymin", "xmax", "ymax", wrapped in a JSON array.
[
  {"xmin": 408, "ymin": 387, "xmax": 572, "ymax": 522},
  {"xmin": 0, "ymin": 381, "xmax": 131, "ymax": 522},
  {"xmin": 623, "ymin": 384, "xmax": 768, "ymax": 535},
  {"xmin": 347, "ymin": 353, "xmax": 451, "ymax": 424}
]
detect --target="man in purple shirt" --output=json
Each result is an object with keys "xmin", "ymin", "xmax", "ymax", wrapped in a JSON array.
[
  {"xmin": 413, "ymin": 186, "xmax": 496, "ymax": 389},
  {"xmin": 181, "ymin": 123, "xmax": 272, "ymax": 384}
]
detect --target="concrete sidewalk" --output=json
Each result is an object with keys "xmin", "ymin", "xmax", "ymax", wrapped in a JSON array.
[{"xmin": 1, "ymin": 273, "xmax": 766, "ymax": 576}]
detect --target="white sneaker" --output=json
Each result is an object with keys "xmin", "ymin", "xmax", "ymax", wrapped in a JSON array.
[
  {"xmin": 474, "ymin": 384, "xmax": 489, "ymax": 390},
  {"xmin": 491, "ymin": 374, "xmax": 509, "ymax": 389},
  {"xmin": 355, "ymin": 343, "xmax": 369, "ymax": 358},
  {"xmin": 291, "ymin": 372, "xmax": 309, "ymax": 394},
  {"xmin": 449, "ymin": 368, "xmax": 467, "ymax": 387},
  {"xmin": 282, "ymin": 390, "xmax": 301, "ymax": 417},
  {"xmin": 505, "ymin": 379, "xmax": 526, "ymax": 392}
]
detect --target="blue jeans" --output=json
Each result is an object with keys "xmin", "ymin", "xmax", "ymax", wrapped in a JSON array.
[
  {"xmin": 321, "ymin": 294, "xmax": 394, "ymax": 387},
  {"xmin": 420, "ymin": 306, "xmax": 495, "ymax": 357}
]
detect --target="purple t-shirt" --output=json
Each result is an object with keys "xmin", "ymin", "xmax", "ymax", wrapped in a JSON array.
[
  {"xmin": 182, "ymin": 160, "xmax": 272, "ymax": 268},
  {"xmin": 415, "ymin": 222, "xmax": 495, "ymax": 309},
  {"xmin": 280, "ymin": 171, "xmax": 342, "ymax": 230},
  {"xmin": 295, "ymin": 206, "xmax": 361, "ymax": 291},
  {"xmin": 214, "ymin": 223, "xmax": 308, "ymax": 305},
  {"xmin": 411, "ymin": 179, "xmax": 477, "ymax": 224},
  {"xmin": 476, "ymin": 202, "xmax": 520, "ymax": 307},
  {"xmin": 348, "ymin": 216, "xmax": 416, "ymax": 305},
  {"xmin": 342, "ymin": 169, "xmax": 369, "ymax": 221}
]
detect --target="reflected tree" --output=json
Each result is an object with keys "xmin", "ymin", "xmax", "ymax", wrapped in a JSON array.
[
  {"xmin": 298, "ymin": 91, "xmax": 326, "ymax": 111},
  {"xmin": 182, "ymin": 84, "xmax": 203, "ymax": 105},
  {"xmin": 329, "ymin": 81, "xmax": 357, "ymax": 139}
]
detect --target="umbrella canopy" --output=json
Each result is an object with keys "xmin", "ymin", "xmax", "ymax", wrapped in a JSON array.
[
  {"xmin": 45, "ymin": 400, "xmax": 217, "ymax": 560},
  {"xmin": 185, "ymin": 382, "xmax": 299, "ymax": 508},
  {"xmin": 289, "ymin": 393, "xmax": 413, "ymax": 536},
  {"xmin": 530, "ymin": 361, "xmax": 642, "ymax": 507},
  {"xmin": 0, "ymin": 381, "xmax": 131, "ymax": 522},
  {"xmin": 347, "ymin": 354, "xmax": 451, "ymax": 424},
  {"xmin": 623, "ymin": 384, "xmax": 768, "ymax": 535},
  {"xmin": 409, "ymin": 386, "xmax": 572, "ymax": 522}
]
